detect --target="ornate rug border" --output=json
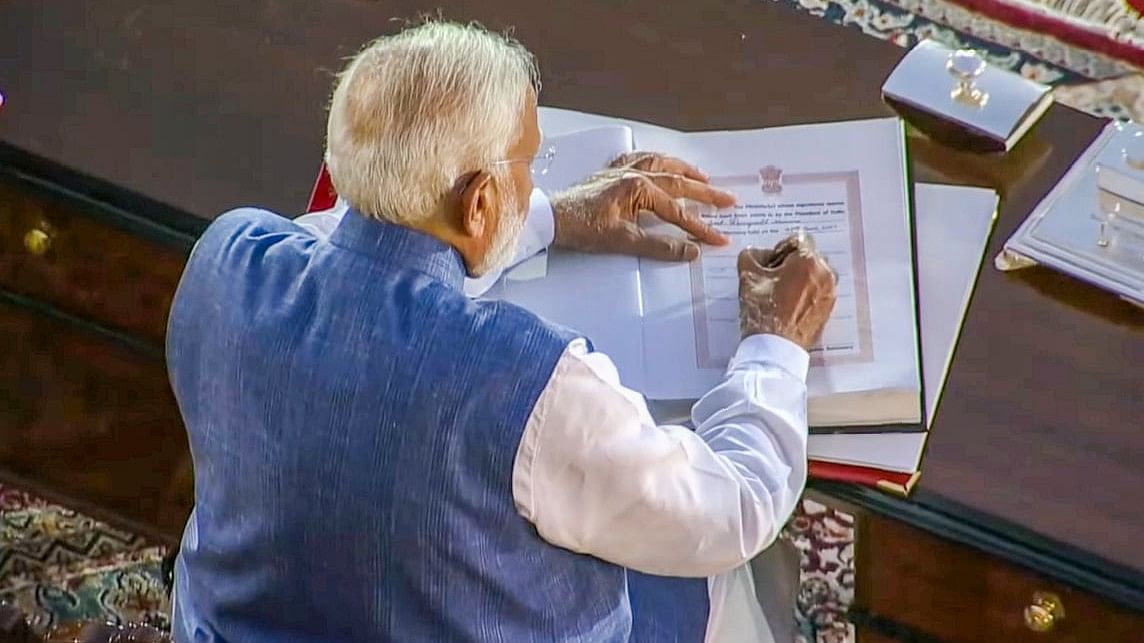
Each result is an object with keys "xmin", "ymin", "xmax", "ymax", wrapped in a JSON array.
[
  {"xmin": 941, "ymin": 0, "xmax": 1144, "ymax": 67},
  {"xmin": 775, "ymin": 0, "xmax": 1137, "ymax": 80}
]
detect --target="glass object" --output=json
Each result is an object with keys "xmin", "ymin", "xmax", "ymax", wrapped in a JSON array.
[
  {"xmin": 946, "ymin": 49, "xmax": 989, "ymax": 108},
  {"xmin": 999, "ymin": 121, "xmax": 1144, "ymax": 305}
]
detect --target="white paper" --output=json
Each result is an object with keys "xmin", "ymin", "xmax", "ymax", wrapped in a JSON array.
[
  {"xmin": 634, "ymin": 120, "xmax": 918, "ymax": 414},
  {"xmin": 498, "ymin": 122, "xmax": 646, "ymax": 388},
  {"xmin": 685, "ymin": 178, "xmax": 866, "ymax": 368},
  {"xmin": 807, "ymin": 183, "xmax": 997, "ymax": 471},
  {"xmin": 510, "ymin": 111, "xmax": 732, "ymax": 391}
]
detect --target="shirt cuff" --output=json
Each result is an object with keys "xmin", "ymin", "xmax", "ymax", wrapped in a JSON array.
[{"xmin": 730, "ymin": 334, "xmax": 810, "ymax": 382}]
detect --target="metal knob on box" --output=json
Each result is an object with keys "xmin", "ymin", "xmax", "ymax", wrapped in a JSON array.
[{"xmin": 946, "ymin": 49, "xmax": 988, "ymax": 108}]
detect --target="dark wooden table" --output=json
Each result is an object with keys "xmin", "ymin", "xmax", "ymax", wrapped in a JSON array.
[{"xmin": 1, "ymin": 1, "xmax": 1141, "ymax": 640}]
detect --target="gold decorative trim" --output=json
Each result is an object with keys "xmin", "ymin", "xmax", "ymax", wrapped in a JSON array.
[{"xmin": 876, "ymin": 472, "xmax": 922, "ymax": 497}]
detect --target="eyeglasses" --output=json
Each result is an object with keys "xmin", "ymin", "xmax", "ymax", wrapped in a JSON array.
[{"xmin": 492, "ymin": 146, "xmax": 556, "ymax": 176}]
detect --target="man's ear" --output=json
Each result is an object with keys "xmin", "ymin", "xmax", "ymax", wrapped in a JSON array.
[{"xmin": 458, "ymin": 170, "xmax": 495, "ymax": 240}]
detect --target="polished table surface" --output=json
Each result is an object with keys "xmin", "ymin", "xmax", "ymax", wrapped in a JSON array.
[{"xmin": 1, "ymin": 0, "xmax": 1142, "ymax": 609}]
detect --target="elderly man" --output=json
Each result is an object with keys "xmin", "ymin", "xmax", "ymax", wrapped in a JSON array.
[{"xmin": 167, "ymin": 20, "xmax": 836, "ymax": 643}]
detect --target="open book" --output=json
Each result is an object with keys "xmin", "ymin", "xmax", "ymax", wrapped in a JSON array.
[{"xmin": 489, "ymin": 109, "xmax": 920, "ymax": 433}]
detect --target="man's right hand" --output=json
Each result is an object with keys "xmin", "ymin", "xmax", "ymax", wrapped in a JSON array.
[{"xmin": 737, "ymin": 234, "xmax": 837, "ymax": 350}]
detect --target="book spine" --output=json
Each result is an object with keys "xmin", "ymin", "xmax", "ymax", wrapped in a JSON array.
[{"xmin": 809, "ymin": 461, "xmax": 919, "ymax": 497}]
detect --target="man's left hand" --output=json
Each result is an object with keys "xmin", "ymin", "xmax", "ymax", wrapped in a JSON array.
[{"xmin": 549, "ymin": 152, "xmax": 736, "ymax": 261}]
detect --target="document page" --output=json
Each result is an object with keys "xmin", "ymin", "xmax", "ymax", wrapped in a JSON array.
[
  {"xmin": 687, "ymin": 173, "xmax": 872, "ymax": 369},
  {"xmin": 637, "ymin": 118, "xmax": 920, "ymax": 423}
]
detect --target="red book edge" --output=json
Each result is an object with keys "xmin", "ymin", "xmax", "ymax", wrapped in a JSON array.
[
  {"xmin": 810, "ymin": 460, "xmax": 920, "ymax": 497},
  {"xmin": 307, "ymin": 163, "xmax": 337, "ymax": 213},
  {"xmin": 304, "ymin": 163, "xmax": 923, "ymax": 500}
]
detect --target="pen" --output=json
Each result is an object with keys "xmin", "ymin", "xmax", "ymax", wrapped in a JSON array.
[{"xmin": 765, "ymin": 229, "xmax": 812, "ymax": 268}]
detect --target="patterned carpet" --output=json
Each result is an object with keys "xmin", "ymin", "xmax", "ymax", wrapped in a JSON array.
[
  {"xmin": 790, "ymin": 501, "xmax": 855, "ymax": 643},
  {"xmin": 1, "ymin": 3, "xmax": 1136, "ymax": 642},
  {"xmin": 0, "ymin": 484, "xmax": 170, "ymax": 634},
  {"xmin": 0, "ymin": 484, "xmax": 851, "ymax": 641}
]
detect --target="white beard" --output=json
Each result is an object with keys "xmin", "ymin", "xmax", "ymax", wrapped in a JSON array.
[{"xmin": 472, "ymin": 189, "xmax": 524, "ymax": 277}]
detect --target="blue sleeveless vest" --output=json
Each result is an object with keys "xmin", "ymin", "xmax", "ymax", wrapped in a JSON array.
[{"xmin": 167, "ymin": 209, "xmax": 630, "ymax": 642}]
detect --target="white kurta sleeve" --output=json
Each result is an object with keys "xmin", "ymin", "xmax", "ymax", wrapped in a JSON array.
[{"xmin": 512, "ymin": 334, "xmax": 809, "ymax": 577}]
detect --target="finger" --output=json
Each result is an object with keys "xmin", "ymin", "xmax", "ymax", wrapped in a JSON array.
[
  {"xmin": 634, "ymin": 178, "xmax": 730, "ymax": 246},
  {"xmin": 815, "ymin": 255, "xmax": 840, "ymax": 285},
  {"xmin": 823, "ymin": 287, "xmax": 838, "ymax": 313},
  {"xmin": 763, "ymin": 241, "xmax": 800, "ymax": 269},
  {"xmin": 799, "ymin": 251, "xmax": 836, "ymax": 285},
  {"xmin": 641, "ymin": 172, "xmax": 736, "ymax": 208},
  {"xmin": 616, "ymin": 152, "xmax": 712, "ymax": 183},
  {"xmin": 772, "ymin": 231, "xmax": 818, "ymax": 260},
  {"xmin": 771, "ymin": 234, "xmax": 802, "ymax": 256},
  {"xmin": 660, "ymin": 157, "xmax": 711, "ymax": 182},
  {"xmin": 813, "ymin": 259, "xmax": 837, "ymax": 287},
  {"xmin": 630, "ymin": 230, "xmax": 701, "ymax": 262},
  {"xmin": 813, "ymin": 281, "xmax": 836, "ymax": 309},
  {"xmin": 819, "ymin": 283, "xmax": 837, "ymax": 303},
  {"xmin": 609, "ymin": 151, "xmax": 644, "ymax": 169},
  {"xmin": 738, "ymin": 247, "xmax": 774, "ymax": 275},
  {"xmin": 773, "ymin": 252, "xmax": 819, "ymax": 277}
]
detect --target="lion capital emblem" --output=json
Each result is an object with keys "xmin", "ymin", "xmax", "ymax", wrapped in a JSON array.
[{"xmin": 759, "ymin": 165, "xmax": 783, "ymax": 194}]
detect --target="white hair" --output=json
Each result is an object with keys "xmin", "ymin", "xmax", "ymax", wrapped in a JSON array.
[
  {"xmin": 325, "ymin": 21, "xmax": 540, "ymax": 225},
  {"xmin": 473, "ymin": 188, "xmax": 523, "ymax": 276}
]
